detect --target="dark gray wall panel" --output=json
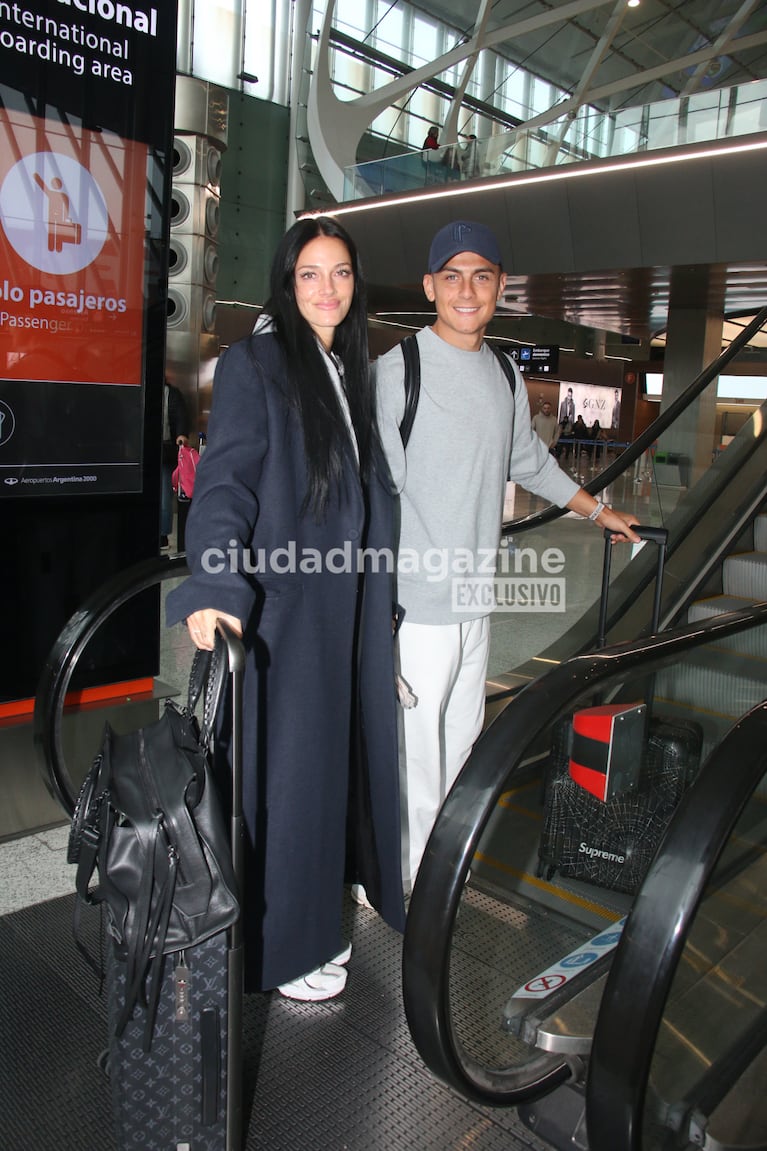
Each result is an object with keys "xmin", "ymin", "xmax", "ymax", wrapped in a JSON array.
[
  {"xmin": 635, "ymin": 160, "xmax": 717, "ymax": 266},
  {"xmin": 501, "ymin": 179, "xmax": 576, "ymax": 274},
  {"xmin": 710, "ymin": 147, "xmax": 767, "ymax": 260},
  {"xmin": 567, "ymin": 168, "xmax": 643, "ymax": 271},
  {"xmin": 345, "ymin": 136, "xmax": 767, "ymax": 292}
]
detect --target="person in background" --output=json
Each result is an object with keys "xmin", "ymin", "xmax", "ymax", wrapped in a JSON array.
[
  {"xmin": 160, "ymin": 380, "xmax": 189, "ymax": 549},
  {"xmin": 531, "ymin": 399, "xmax": 560, "ymax": 451},
  {"xmin": 587, "ymin": 417, "xmax": 610, "ymax": 463},
  {"xmin": 459, "ymin": 133, "xmax": 480, "ymax": 179},
  {"xmin": 421, "ymin": 125, "xmax": 441, "ymax": 184},
  {"xmin": 166, "ymin": 216, "xmax": 405, "ymax": 1001},
  {"xmin": 422, "ymin": 125, "xmax": 440, "ymax": 150},
  {"xmin": 374, "ymin": 219, "xmax": 641, "ymax": 894}
]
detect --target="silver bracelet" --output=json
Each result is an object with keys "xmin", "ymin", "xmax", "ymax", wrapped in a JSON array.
[{"xmin": 588, "ymin": 500, "xmax": 605, "ymax": 522}]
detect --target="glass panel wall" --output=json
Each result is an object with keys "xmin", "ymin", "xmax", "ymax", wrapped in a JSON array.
[{"xmin": 345, "ymin": 77, "xmax": 767, "ymax": 199}]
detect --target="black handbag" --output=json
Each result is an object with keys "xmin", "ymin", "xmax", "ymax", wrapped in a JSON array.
[{"xmin": 69, "ymin": 639, "xmax": 239, "ymax": 1050}]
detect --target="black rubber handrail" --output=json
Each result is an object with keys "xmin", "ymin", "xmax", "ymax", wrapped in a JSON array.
[
  {"xmin": 586, "ymin": 701, "xmax": 767, "ymax": 1151},
  {"xmin": 503, "ymin": 305, "xmax": 767, "ymax": 535},
  {"xmin": 33, "ymin": 554, "xmax": 188, "ymax": 816},
  {"xmin": 402, "ymin": 598, "xmax": 767, "ymax": 1107}
]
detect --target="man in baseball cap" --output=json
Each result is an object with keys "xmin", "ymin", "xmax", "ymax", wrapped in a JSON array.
[
  {"xmin": 427, "ymin": 218, "xmax": 503, "ymax": 273},
  {"xmin": 369, "ymin": 219, "xmax": 639, "ymax": 899}
]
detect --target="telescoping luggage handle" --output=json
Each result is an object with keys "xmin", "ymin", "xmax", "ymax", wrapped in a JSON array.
[
  {"xmin": 214, "ymin": 619, "xmax": 245, "ymax": 1151},
  {"xmin": 597, "ymin": 525, "xmax": 669, "ymax": 649}
]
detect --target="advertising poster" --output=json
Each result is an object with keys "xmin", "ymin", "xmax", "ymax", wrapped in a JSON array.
[
  {"xmin": 0, "ymin": 0, "xmax": 176, "ymax": 497},
  {"xmin": 558, "ymin": 382, "xmax": 622, "ymax": 433}
]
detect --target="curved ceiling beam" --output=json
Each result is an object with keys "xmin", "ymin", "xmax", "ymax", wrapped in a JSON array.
[
  {"xmin": 513, "ymin": 28, "xmax": 767, "ymax": 138},
  {"xmin": 307, "ymin": 0, "xmax": 767, "ymax": 203},
  {"xmin": 307, "ymin": 0, "xmax": 614, "ymax": 199},
  {"xmin": 441, "ymin": 0, "xmax": 493, "ymax": 146},
  {"xmin": 681, "ymin": 0, "xmax": 761, "ymax": 97},
  {"xmin": 545, "ymin": 0, "xmax": 629, "ymax": 164}
]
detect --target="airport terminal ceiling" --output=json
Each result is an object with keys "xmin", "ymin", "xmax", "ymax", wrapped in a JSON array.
[
  {"xmin": 333, "ymin": 0, "xmax": 767, "ymax": 350},
  {"xmin": 405, "ymin": 0, "xmax": 767, "ymax": 106}
]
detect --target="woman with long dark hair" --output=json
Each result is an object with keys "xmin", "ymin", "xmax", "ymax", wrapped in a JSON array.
[{"xmin": 166, "ymin": 216, "xmax": 405, "ymax": 1000}]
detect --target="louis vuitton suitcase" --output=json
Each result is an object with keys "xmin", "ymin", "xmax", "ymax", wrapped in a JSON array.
[
  {"xmin": 537, "ymin": 527, "xmax": 703, "ymax": 895},
  {"xmin": 73, "ymin": 623, "xmax": 245, "ymax": 1151}
]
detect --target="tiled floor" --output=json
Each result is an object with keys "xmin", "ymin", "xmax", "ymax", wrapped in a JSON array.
[{"xmin": 0, "ymin": 823, "xmax": 71, "ymax": 916}]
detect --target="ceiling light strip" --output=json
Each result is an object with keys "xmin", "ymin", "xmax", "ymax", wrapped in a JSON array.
[{"xmin": 304, "ymin": 138, "xmax": 767, "ymax": 221}]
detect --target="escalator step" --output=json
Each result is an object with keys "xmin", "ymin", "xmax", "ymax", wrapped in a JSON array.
[
  {"xmin": 655, "ymin": 648, "xmax": 767, "ymax": 720},
  {"xmin": 688, "ymin": 595, "xmax": 767, "ymax": 658},
  {"xmin": 723, "ymin": 552, "xmax": 767, "ymax": 600}
]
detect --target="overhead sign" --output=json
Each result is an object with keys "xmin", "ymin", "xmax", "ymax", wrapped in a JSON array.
[
  {"xmin": 508, "ymin": 344, "xmax": 560, "ymax": 375},
  {"xmin": 0, "ymin": 0, "xmax": 177, "ymax": 497}
]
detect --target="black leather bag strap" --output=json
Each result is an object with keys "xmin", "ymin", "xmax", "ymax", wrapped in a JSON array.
[
  {"xmin": 399, "ymin": 334, "xmax": 420, "ymax": 449},
  {"xmin": 490, "ymin": 344, "xmax": 517, "ymax": 395},
  {"xmin": 187, "ymin": 632, "xmax": 227, "ymax": 750},
  {"xmin": 399, "ymin": 336, "xmax": 515, "ymax": 451}
]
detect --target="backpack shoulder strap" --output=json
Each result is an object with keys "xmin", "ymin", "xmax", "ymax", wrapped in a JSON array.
[
  {"xmin": 399, "ymin": 337, "xmax": 514, "ymax": 448},
  {"xmin": 490, "ymin": 344, "xmax": 517, "ymax": 395},
  {"xmin": 399, "ymin": 334, "xmax": 421, "ymax": 449}
]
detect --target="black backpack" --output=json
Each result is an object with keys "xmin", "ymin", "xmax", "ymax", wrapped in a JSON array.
[{"xmin": 398, "ymin": 333, "xmax": 517, "ymax": 448}]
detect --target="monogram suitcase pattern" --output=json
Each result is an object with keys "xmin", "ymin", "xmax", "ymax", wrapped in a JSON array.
[
  {"xmin": 105, "ymin": 931, "xmax": 230, "ymax": 1150},
  {"xmin": 96, "ymin": 628, "xmax": 244, "ymax": 1151}
]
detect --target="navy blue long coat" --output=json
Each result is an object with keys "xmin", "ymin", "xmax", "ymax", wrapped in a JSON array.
[{"xmin": 166, "ymin": 333, "xmax": 405, "ymax": 991}]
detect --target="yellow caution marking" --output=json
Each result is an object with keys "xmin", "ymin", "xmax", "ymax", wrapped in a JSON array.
[{"xmin": 473, "ymin": 851, "xmax": 623, "ymax": 922}]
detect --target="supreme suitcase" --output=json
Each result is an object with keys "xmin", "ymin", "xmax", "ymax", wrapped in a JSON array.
[
  {"xmin": 71, "ymin": 623, "xmax": 245, "ymax": 1151},
  {"xmin": 537, "ymin": 527, "xmax": 703, "ymax": 895}
]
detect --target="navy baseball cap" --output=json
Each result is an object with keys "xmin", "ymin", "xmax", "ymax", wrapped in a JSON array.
[{"xmin": 427, "ymin": 219, "xmax": 502, "ymax": 273}]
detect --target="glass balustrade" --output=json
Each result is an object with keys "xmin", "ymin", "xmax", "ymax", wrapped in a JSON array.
[{"xmin": 343, "ymin": 78, "xmax": 767, "ymax": 202}]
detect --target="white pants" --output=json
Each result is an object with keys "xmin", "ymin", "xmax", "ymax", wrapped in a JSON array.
[{"xmin": 397, "ymin": 616, "xmax": 490, "ymax": 887}]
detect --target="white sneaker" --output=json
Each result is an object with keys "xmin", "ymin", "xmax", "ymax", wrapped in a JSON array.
[
  {"xmin": 350, "ymin": 883, "xmax": 374, "ymax": 909},
  {"xmin": 277, "ymin": 962, "xmax": 347, "ymax": 1001},
  {"xmin": 330, "ymin": 941, "xmax": 352, "ymax": 966}
]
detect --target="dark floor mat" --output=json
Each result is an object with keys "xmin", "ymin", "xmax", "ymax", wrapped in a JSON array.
[{"xmin": 0, "ymin": 892, "xmax": 551, "ymax": 1151}]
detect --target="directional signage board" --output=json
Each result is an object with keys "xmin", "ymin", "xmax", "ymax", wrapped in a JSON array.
[{"xmin": 508, "ymin": 344, "xmax": 560, "ymax": 375}]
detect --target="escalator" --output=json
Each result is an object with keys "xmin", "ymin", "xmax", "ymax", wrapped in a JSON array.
[
  {"xmin": 495, "ymin": 306, "xmax": 767, "ymax": 686},
  {"xmin": 588, "ymin": 702, "xmax": 767, "ymax": 1151},
  {"xmin": 402, "ymin": 600, "xmax": 767, "ymax": 1149},
  {"xmin": 395, "ymin": 310, "xmax": 767, "ymax": 1145}
]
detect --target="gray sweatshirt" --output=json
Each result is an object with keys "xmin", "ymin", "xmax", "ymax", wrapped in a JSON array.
[{"xmin": 375, "ymin": 327, "xmax": 579, "ymax": 623}]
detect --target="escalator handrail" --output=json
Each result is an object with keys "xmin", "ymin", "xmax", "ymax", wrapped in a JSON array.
[
  {"xmin": 586, "ymin": 701, "xmax": 767, "ymax": 1151},
  {"xmin": 402, "ymin": 598, "xmax": 767, "ymax": 1107},
  {"xmin": 33, "ymin": 554, "xmax": 188, "ymax": 816},
  {"xmin": 502, "ymin": 305, "xmax": 767, "ymax": 535}
]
